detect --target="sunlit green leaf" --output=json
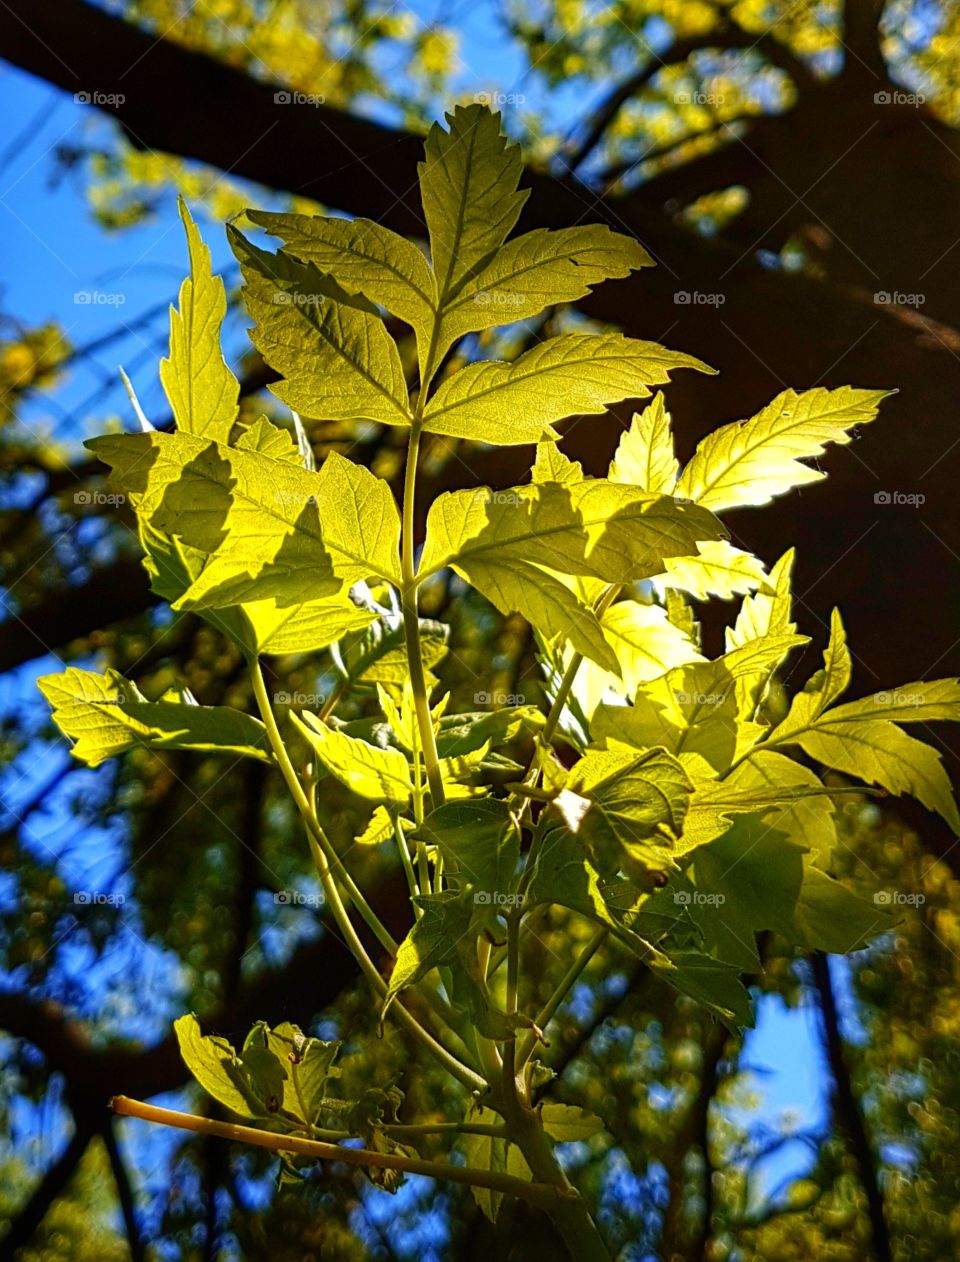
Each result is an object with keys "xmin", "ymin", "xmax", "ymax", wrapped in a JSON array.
[
  {"xmin": 38, "ymin": 667, "xmax": 271, "ymax": 767},
  {"xmin": 160, "ymin": 199, "xmax": 239, "ymax": 444}
]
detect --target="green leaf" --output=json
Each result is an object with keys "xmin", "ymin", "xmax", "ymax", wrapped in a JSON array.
[
  {"xmin": 413, "ymin": 799, "xmax": 520, "ymax": 915},
  {"xmin": 704, "ymin": 749, "xmax": 837, "ymax": 865},
  {"xmin": 244, "ymin": 591, "xmax": 377, "ymax": 656},
  {"xmin": 657, "ymin": 540, "xmax": 769, "ymax": 601},
  {"xmin": 383, "ymin": 893, "xmax": 469, "ymax": 1017},
  {"xmin": 540, "ymin": 1103, "xmax": 605, "ymax": 1142},
  {"xmin": 421, "ymin": 478, "xmax": 724, "ymax": 587},
  {"xmin": 233, "ymin": 1023, "xmax": 287, "ymax": 1116},
  {"xmin": 310, "ymin": 451, "xmax": 402, "ymax": 586},
  {"xmin": 784, "ymin": 719, "xmax": 960, "ymax": 832},
  {"xmin": 235, "ymin": 414, "xmax": 304, "ymax": 464},
  {"xmin": 421, "ymin": 332, "xmax": 713, "ymax": 445},
  {"xmin": 87, "ymin": 433, "xmax": 400, "ymax": 610},
  {"xmin": 38, "ymin": 667, "xmax": 271, "ymax": 767},
  {"xmin": 342, "ymin": 616, "xmax": 449, "ymax": 689},
  {"xmin": 727, "ymin": 548, "xmax": 796, "ymax": 648},
  {"xmin": 532, "ymin": 440, "xmax": 584, "ymax": 485},
  {"xmin": 689, "ymin": 816, "xmax": 806, "ymax": 954},
  {"xmin": 676, "ymin": 386, "xmax": 891, "ymax": 512},
  {"xmin": 355, "ymin": 805, "xmax": 398, "ymax": 846},
  {"xmin": 138, "ymin": 515, "xmax": 376, "ymax": 656},
  {"xmin": 436, "ymin": 706, "xmax": 545, "ymax": 756},
  {"xmin": 292, "ymin": 712, "xmax": 412, "ymax": 803},
  {"xmin": 608, "ymin": 394, "xmax": 678, "ymax": 493},
  {"xmin": 419, "ymin": 104, "xmax": 528, "ymax": 310},
  {"xmin": 558, "ymin": 746, "xmax": 693, "ymax": 875},
  {"xmin": 773, "ymin": 607, "xmax": 850, "ymax": 737},
  {"xmin": 174, "ymin": 1014, "xmax": 257, "ymax": 1118},
  {"xmin": 593, "ymin": 635, "xmax": 808, "ymax": 773},
  {"xmin": 566, "ymin": 599, "xmax": 705, "ymax": 719},
  {"xmin": 247, "ymin": 209, "xmax": 436, "ymax": 337},
  {"xmin": 812, "ymin": 676, "xmax": 960, "ymax": 726},
  {"xmin": 229, "ymin": 227, "xmax": 411, "ymax": 427},
  {"xmin": 262, "ymin": 1022, "xmax": 342, "ymax": 1126},
  {"xmin": 600, "ymin": 600, "xmax": 706, "ymax": 696},
  {"xmin": 435, "ymin": 224, "xmax": 652, "ymax": 351},
  {"xmin": 656, "ymin": 951, "xmax": 753, "ymax": 1029},
  {"xmin": 787, "ymin": 868, "xmax": 892, "ymax": 953},
  {"xmin": 160, "ymin": 199, "xmax": 240, "ymax": 444},
  {"xmin": 458, "ymin": 553, "xmax": 620, "ymax": 673},
  {"xmin": 461, "ymin": 1105, "xmax": 510, "ymax": 1222},
  {"xmin": 527, "ymin": 826, "xmax": 677, "ymax": 959}
]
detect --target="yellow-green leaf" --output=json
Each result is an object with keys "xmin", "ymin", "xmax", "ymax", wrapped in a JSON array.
[
  {"xmin": 160, "ymin": 199, "xmax": 240, "ymax": 444},
  {"xmin": 247, "ymin": 209, "xmax": 436, "ymax": 337},
  {"xmin": 676, "ymin": 387, "xmax": 891, "ymax": 511},
  {"xmin": 292, "ymin": 712, "xmax": 412, "ymax": 803},
  {"xmin": 609, "ymin": 394, "xmax": 678, "ymax": 493},
  {"xmin": 658, "ymin": 540, "xmax": 769, "ymax": 601},
  {"xmin": 37, "ymin": 667, "xmax": 270, "ymax": 767},
  {"xmin": 421, "ymin": 333, "xmax": 713, "ymax": 445},
  {"xmin": 230, "ymin": 227, "xmax": 411, "ymax": 428},
  {"xmin": 420, "ymin": 104, "xmax": 528, "ymax": 307}
]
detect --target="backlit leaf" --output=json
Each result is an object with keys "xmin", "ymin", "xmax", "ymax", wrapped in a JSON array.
[
  {"xmin": 293, "ymin": 712, "xmax": 412, "ymax": 803},
  {"xmin": 160, "ymin": 199, "xmax": 240, "ymax": 444},
  {"xmin": 421, "ymin": 333, "xmax": 713, "ymax": 445},
  {"xmin": 230, "ymin": 227, "xmax": 411, "ymax": 427},
  {"xmin": 609, "ymin": 394, "xmax": 679, "ymax": 493},
  {"xmin": 676, "ymin": 387, "xmax": 890, "ymax": 511},
  {"xmin": 38, "ymin": 667, "xmax": 271, "ymax": 767}
]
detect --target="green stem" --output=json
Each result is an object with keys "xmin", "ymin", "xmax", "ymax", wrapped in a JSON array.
[
  {"xmin": 248, "ymin": 655, "xmax": 485, "ymax": 1093},
  {"xmin": 394, "ymin": 815, "xmax": 421, "ymax": 902},
  {"xmin": 401, "ymin": 420, "xmax": 446, "ymax": 810},
  {"xmin": 516, "ymin": 927, "xmax": 607, "ymax": 1068},
  {"xmin": 252, "ymin": 662, "xmax": 396, "ymax": 956},
  {"xmin": 499, "ymin": 979, "xmax": 610, "ymax": 1260},
  {"xmin": 513, "ymin": 583, "xmax": 622, "ymax": 893}
]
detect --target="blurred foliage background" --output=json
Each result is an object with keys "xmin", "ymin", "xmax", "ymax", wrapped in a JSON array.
[{"xmin": 2, "ymin": 0, "xmax": 960, "ymax": 1258}]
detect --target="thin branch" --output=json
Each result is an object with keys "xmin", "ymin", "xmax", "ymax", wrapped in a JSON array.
[{"xmin": 110, "ymin": 1096, "xmax": 577, "ymax": 1211}]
